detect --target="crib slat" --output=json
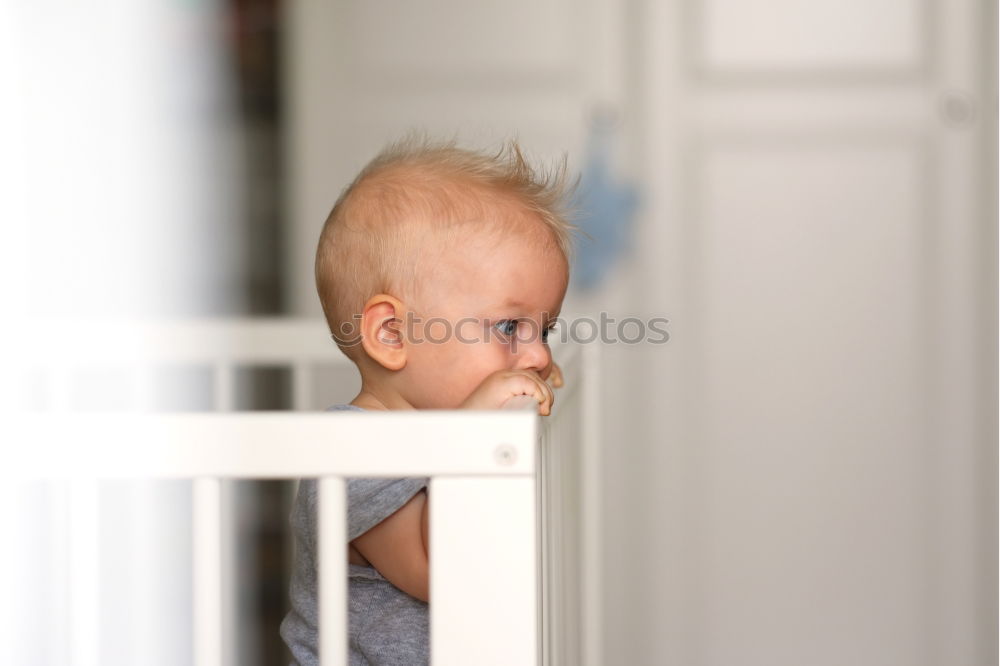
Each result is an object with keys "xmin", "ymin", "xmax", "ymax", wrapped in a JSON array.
[
  {"xmin": 318, "ymin": 476, "xmax": 347, "ymax": 666},
  {"xmin": 430, "ymin": 477, "xmax": 538, "ymax": 666},
  {"xmin": 69, "ymin": 479, "xmax": 100, "ymax": 666},
  {"xmin": 538, "ymin": 435, "xmax": 550, "ymax": 666},
  {"xmin": 193, "ymin": 477, "xmax": 223, "ymax": 666},
  {"xmin": 292, "ymin": 361, "xmax": 312, "ymax": 411},
  {"xmin": 213, "ymin": 362, "xmax": 234, "ymax": 412},
  {"xmin": 549, "ymin": 424, "xmax": 564, "ymax": 666},
  {"xmin": 220, "ymin": 480, "xmax": 238, "ymax": 666},
  {"xmin": 581, "ymin": 342, "xmax": 602, "ymax": 666}
]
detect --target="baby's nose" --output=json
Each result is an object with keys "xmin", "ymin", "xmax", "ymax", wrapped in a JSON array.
[{"xmin": 513, "ymin": 334, "xmax": 551, "ymax": 374}]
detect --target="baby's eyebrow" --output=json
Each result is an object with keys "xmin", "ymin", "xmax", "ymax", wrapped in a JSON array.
[
  {"xmin": 497, "ymin": 297, "xmax": 529, "ymax": 309},
  {"xmin": 491, "ymin": 298, "xmax": 561, "ymax": 320}
]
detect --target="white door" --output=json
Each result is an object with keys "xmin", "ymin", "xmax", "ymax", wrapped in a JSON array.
[{"xmin": 635, "ymin": 0, "xmax": 995, "ymax": 665}]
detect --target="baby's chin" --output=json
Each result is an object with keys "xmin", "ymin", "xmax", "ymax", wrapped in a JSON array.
[
  {"xmin": 413, "ymin": 382, "xmax": 482, "ymax": 410},
  {"xmin": 407, "ymin": 390, "xmax": 464, "ymax": 410}
]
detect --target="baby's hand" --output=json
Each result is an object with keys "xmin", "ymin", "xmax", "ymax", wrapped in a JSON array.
[{"xmin": 460, "ymin": 369, "xmax": 555, "ymax": 416}]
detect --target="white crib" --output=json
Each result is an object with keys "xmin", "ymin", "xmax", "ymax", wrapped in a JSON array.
[{"xmin": 4, "ymin": 318, "xmax": 602, "ymax": 666}]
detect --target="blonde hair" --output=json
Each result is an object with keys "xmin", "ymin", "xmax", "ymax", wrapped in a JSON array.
[{"xmin": 315, "ymin": 136, "xmax": 579, "ymax": 360}]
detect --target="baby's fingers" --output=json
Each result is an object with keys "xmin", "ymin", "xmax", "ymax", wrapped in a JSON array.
[
  {"xmin": 547, "ymin": 362, "xmax": 564, "ymax": 389},
  {"xmin": 526, "ymin": 371, "xmax": 555, "ymax": 416}
]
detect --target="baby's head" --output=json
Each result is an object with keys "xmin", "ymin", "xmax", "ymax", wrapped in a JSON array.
[{"xmin": 316, "ymin": 137, "xmax": 578, "ymax": 409}]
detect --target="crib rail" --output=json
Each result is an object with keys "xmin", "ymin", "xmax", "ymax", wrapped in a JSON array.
[
  {"xmin": 7, "ymin": 411, "xmax": 539, "ymax": 666},
  {"xmin": 3, "ymin": 318, "xmax": 601, "ymax": 666}
]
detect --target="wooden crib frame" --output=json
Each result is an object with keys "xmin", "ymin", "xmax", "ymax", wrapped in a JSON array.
[{"xmin": 5, "ymin": 318, "xmax": 602, "ymax": 666}]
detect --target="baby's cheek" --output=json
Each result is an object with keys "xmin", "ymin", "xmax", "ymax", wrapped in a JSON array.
[
  {"xmin": 451, "ymin": 344, "xmax": 501, "ymax": 384},
  {"xmin": 422, "ymin": 318, "xmax": 453, "ymax": 345}
]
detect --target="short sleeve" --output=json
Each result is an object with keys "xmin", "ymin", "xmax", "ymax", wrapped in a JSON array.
[{"xmin": 347, "ymin": 478, "xmax": 429, "ymax": 541}]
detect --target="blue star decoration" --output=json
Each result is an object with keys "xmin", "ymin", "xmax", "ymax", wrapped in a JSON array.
[{"xmin": 569, "ymin": 126, "xmax": 639, "ymax": 292}]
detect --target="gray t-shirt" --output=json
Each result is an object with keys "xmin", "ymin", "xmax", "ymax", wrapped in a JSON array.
[{"xmin": 280, "ymin": 404, "xmax": 430, "ymax": 665}]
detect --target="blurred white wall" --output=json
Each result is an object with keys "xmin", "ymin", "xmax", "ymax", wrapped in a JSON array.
[
  {"xmin": 284, "ymin": 1, "xmax": 996, "ymax": 665},
  {"xmin": 2, "ymin": 2, "xmax": 241, "ymax": 664}
]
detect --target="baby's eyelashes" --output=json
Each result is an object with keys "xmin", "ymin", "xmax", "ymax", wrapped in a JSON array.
[
  {"xmin": 492, "ymin": 319, "xmax": 557, "ymax": 343},
  {"xmin": 494, "ymin": 319, "xmax": 519, "ymax": 337}
]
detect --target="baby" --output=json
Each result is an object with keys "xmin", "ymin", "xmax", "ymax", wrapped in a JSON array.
[{"xmin": 280, "ymin": 136, "xmax": 577, "ymax": 665}]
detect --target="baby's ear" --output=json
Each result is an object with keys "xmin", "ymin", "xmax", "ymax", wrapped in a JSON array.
[{"xmin": 360, "ymin": 294, "xmax": 407, "ymax": 371}]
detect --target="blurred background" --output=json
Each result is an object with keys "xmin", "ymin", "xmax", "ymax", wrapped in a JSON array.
[{"xmin": 2, "ymin": 0, "xmax": 997, "ymax": 664}]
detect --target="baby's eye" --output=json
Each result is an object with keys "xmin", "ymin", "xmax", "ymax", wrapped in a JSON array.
[
  {"xmin": 494, "ymin": 319, "xmax": 519, "ymax": 337},
  {"xmin": 542, "ymin": 322, "xmax": 557, "ymax": 343}
]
